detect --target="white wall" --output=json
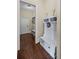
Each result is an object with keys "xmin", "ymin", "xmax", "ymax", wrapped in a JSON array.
[
  {"xmin": 44, "ymin": 0, "xmax": 56, "ymax": 16},
  {"xmin": 20, "ymin": 8, "xmax": 35, "ymax": 34}
]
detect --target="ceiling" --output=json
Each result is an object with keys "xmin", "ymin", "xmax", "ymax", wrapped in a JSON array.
[{"xmin": 20, "ymin": 1, "xmax": 36, "ymax": 11}]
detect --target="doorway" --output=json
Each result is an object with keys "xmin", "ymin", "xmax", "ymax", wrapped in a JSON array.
[{"xmin": 20, "ymin": 1, "xmax": 36, "ymax": 37}]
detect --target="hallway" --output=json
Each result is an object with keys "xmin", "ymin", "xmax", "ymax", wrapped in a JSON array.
[{"xmin": 18, "ymin": 33, "xmax": 53, "ymax": 59}]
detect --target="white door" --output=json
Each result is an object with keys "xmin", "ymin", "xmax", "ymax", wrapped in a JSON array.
[{"xmin": 20, "ymin": 17, "xmax": 31, "ymax": 34}]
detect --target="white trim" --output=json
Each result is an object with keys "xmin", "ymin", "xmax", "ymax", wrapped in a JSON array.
[{"xmin": 17, "ymin": 0, "xmax": 20, "ymax": 51}]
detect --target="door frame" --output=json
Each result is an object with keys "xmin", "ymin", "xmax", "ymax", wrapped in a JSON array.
[{"xmin": 17, "ymin": 0, "xmax": 37, "ymax": 50}]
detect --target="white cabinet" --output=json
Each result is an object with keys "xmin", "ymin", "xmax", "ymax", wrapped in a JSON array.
[
  {"xmin": 31, "ymin": 17, "xmax": 36, "ymax": 36},
  {"xmin": 39, "ymin": 16, "xmax": 57, "ymax": 58}
]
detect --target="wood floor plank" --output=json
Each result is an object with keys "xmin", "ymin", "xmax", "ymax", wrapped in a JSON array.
[{"xmin": 18, "ymin": 33, "xmax": 53, "ymax": 59}]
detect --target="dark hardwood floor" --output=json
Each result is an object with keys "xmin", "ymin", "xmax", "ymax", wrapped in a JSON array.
[{"xmin": 17, "ymin": 33, "xmax": 53, "ymax": 59}]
